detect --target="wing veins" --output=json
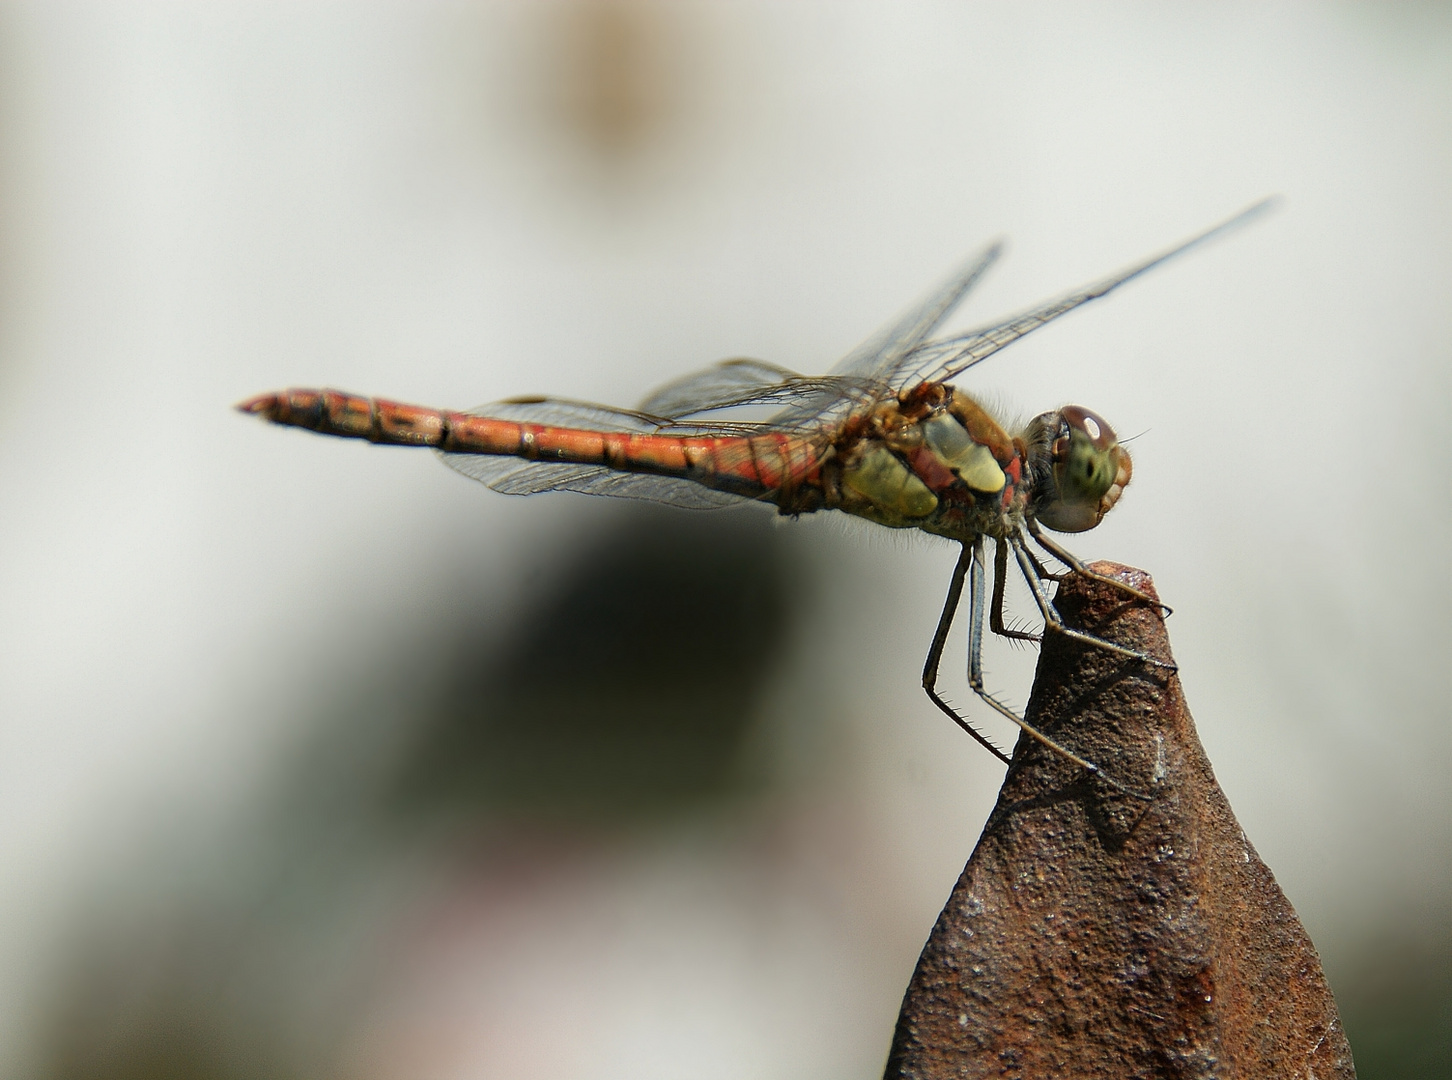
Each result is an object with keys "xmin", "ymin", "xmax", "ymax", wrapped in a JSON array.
[{"xmin": 897, "ymin": 197, "xmax": 1279, "ymax": 388}]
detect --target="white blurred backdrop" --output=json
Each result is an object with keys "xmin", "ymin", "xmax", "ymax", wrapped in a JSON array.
[{"xmin": 0, "ymin": 3, "xmax": 1446, "ymax": 1078}]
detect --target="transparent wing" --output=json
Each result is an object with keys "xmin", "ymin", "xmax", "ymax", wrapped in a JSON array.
[
  {"xmin": 454, "ymin": 396, "xmax": 770, "ymax": 436},
  {"xmin": 624, "ymin": 241, "xmax": 1000, "ymax": 433},
  {"xmin": 442, "ymin": 455, "xmax": 748, "ymax": 508},
  {"xmin": 635, "ymin": 357, "xmax": 885, "ymax": 430},
  {"xmin": 895, "ymin": 198, "xmax": 1279, "ymax": 390},
  {"xmin": 637, "ymin": 358, "xmax": 803, "ymax": 417},
  {"xmin": 467, "ymin": 397, "xmax": 666, "ymax": 432},
  {"xmin": 765, "ymin": 240, "xmax": 1003, "ymax": 431},
  {"xmin": 828, "ymin": 240, "xmax": 1004, "ymax": 379},
  {"xmin": 436, "ymin": 397, "xmax": 759, "ymax": 509}
]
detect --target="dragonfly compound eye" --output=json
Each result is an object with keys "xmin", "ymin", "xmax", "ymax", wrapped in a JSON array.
[{"xmin": 1035, "ymin": 406, "xmax": 1132, "ymax": 533}]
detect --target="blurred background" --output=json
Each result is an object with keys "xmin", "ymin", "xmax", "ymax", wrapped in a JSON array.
[{"xmin": 0, "ymin": 3, "xmax": 1446, "ymax": 1077}]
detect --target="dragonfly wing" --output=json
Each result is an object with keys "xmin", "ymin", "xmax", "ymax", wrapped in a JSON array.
[
  {"xmin": 637, "ymin": 358, "xmax": 802, "ymax": 417},
  {"xmin": 896, "ymin": 198, "xmax": 1279, "ymax": 389},
  {"xmin": 828, "ymin": 240, "xmax": 1003, "ymax": 380},
  {"xmin": 461, "ymin": 396, "xmax": 780, "ymax": 438},
  {"xmin": 467, "ymin": 397, "xmax": 666, "ymax": 431},
  {"xmin": 763, "ymin": 240, "xmax": 1003, "ymax": 430},
  {"xmin": 636, "ymin": 358, "xmax": 882, "ymax": 430},
  {"xmin": 625, "ymin": 241, "xmax": 1000, "ymax": 433},
  {"xmin": 440, "ymin": 454, "xmax": 747, "ymax": 508}
]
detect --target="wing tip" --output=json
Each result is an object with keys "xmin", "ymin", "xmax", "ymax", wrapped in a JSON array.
[{"xmin": 1211, "ymin": 194, "xmax": 1283, "ymax": 237}]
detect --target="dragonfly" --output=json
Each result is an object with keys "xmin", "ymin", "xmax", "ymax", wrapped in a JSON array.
[{"xmin": 240, "ymin": 200, "xmax": 1272, "ymax": 798}]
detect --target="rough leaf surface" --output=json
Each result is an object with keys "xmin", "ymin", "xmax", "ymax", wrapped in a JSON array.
[{"xmin": 885, "ymin": 563, "xmax": 1355, "ymax": 1080}]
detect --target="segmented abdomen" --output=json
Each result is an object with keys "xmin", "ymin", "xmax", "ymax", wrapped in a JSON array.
[{"xmin": 239, "ymin": 388, "xmax": 821, "ymax": 501}]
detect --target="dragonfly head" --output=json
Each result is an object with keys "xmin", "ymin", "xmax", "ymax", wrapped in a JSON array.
[{"xmin": 1029, "ymin": 405, "xmax": 1131, "ymax": 533}]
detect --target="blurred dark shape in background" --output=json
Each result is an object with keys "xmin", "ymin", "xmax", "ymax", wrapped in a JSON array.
[
  {"xmin": 489, "ymin": 0, "xmax": 712, "ymax": 198},
  {"xmin": 390, "ymin": 507, "xmax": 795, "ymax": 819},
  {"xmin": 551, "ymin": 0, "xmax": 677, "ymax": 164},
  {"xmin": 1337, "ymin": 918, "xmax": 1452, "ymax": 1080},
  {"xmin": 29, "ymin": 508, "xmax": 803, "ymax": 1080}
]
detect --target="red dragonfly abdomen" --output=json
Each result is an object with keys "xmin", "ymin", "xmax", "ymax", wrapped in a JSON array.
[{"xmin": 239, "ymin": 388, "xmax": 822, "ymax": 502}]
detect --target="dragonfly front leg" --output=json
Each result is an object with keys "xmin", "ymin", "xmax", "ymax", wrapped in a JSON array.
[
  {"xmin": 1020, "ymin": 541, "xmax": 1064, "ymax": 585},
  {"xmin": 1026, "ymin": 517, "xmax": 1171, "ymax": 616},
  {"xmin": 1011, "ymin": 530, "xmax": 1176, "ymax": 674},
  {"xmin": 991, "ymin": 538, "xmax": 1040, "ymax": 644},
  {"xmin": 922, "ymin": 542, "xmax": 1011, "ymax": 765}
]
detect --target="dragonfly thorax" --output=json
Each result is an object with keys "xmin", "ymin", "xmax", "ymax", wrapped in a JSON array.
[
  {"xmin": 831, "ymin": 385, "xmax": 1026, "ymax": 540},
  {"xmin": 828, "ymin": 387, "xmax": 1129, "ymax": 542}
]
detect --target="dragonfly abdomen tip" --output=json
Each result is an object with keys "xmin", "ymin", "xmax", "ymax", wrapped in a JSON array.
[{"xmin": 236, "ymin": 393, "xmax": 282, "ymax": 418}]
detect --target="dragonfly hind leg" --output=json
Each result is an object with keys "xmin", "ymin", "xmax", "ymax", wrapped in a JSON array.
[
  {"xmin": 964, "ymin": 541, "xmax": 1149, "ymax": 800},
  {"xmin": 922, "ymin": 542, "xmax": 1150, "ymax": 800},
  {"xmin": 922, "ymin": 544, "xmax": 1012, "ymax": 766},
  {"xmin": 991, "ymin": 538, "xmax": 1040, "ymax": 645}
]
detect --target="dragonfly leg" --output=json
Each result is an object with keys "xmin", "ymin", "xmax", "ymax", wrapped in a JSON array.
[
  {"xmin": 965, "ymin": 541, "xmax": 1148, "ymax": 800},
  {"xmin": 1021, "ymin": 541, "xmax": 1065, "ymax": 584},
  {"xmin": 991, "ymin": 538, "xmax": 1040, "ymax": 644},
  {"xmin": 1026, "ymin": 518, "xmax": 1171, "ymax": 616},
  {"xmin": 1011, "ymin": 532, "xmax": 1176, "ymax": 674},
  {"xmin": 922, "ymin": 543, "xmax": 1011, "ymax": 766}
]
